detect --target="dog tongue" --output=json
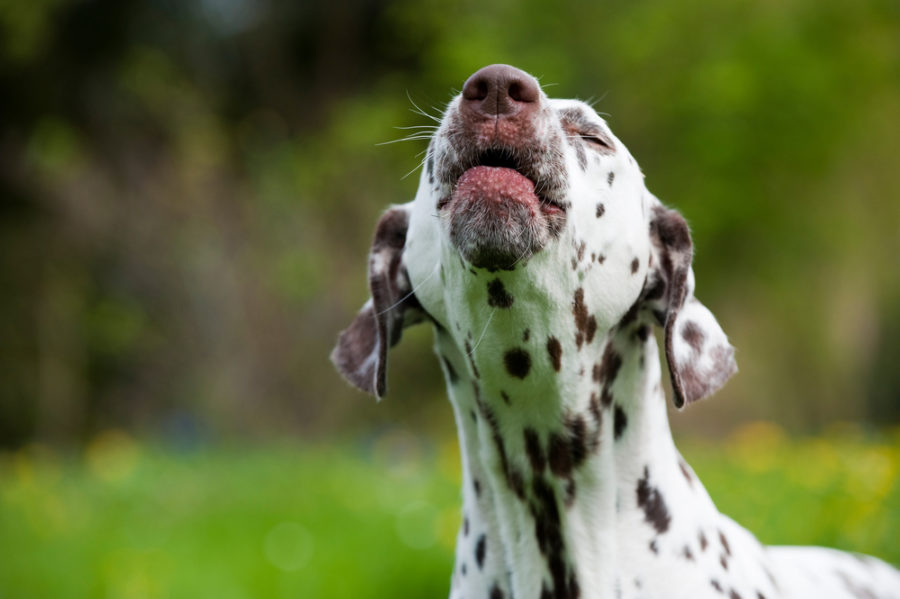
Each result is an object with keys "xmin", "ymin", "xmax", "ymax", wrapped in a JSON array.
[{"xmin": 452, "ymin": 166, "xmax": 540, "ymax": 210}]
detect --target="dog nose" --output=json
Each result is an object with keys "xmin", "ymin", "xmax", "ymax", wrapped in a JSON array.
[{"xmin": 461, "ymin": 64, "xmax": 540, "ymax": 118}]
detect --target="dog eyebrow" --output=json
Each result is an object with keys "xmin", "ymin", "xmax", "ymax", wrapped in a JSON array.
[{"xmin": 557, "ymin": 106, "xmax": 602, "ymax": 132}]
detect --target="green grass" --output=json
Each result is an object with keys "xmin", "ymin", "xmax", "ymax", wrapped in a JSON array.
[{"xmin": 1, "ymin": 425, "xmax": 899, "ymax": 598}]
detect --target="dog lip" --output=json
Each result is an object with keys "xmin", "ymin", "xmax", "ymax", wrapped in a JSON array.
[
  {"xmin": 452, "ymin": 166, "xmax": 539, "ymax": 211},
  {"xmin": 445, "ymin": 148, "xmax": 565, "ymax": 212}
]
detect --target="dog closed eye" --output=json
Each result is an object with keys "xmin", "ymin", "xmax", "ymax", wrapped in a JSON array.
[{"xmin": 580, "ymin": 133, "xmax": 613, "ymax": 151}]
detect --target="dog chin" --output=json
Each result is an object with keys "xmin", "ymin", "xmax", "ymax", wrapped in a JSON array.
[
  {"xmin": 450, "ymin": 225, "xmax": 544, "ymax": 271},
  {"xmin": 445, "ymin": 166, "xmax": 562, "ymax": 270}
]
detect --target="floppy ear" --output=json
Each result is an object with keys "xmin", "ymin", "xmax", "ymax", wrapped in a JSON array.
[
  {"xmin": 330, "ymin": 205, "xmax": 424, "ymax": 399},
  {"xmin": 645, "ymin": 203, "xmax": 737, "ymax": 409}
]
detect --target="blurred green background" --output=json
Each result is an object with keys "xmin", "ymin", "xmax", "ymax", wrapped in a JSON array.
[{"xmin": 1, "ymin": 0, "xmax": 899, "ymax": 597}]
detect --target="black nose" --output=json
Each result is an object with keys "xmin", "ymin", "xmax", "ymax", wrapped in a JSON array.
[{"xmin": 461, "ymin": 64, "xmax": 540, "ymax": 118}]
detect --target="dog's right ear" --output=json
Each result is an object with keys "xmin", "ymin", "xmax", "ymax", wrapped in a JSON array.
[
  {"xmin": 645, "ymin": 202, "xmax": 738, "ymax": 409},
  {"xmin": 331, "ymin": 205, "xmax": 424, "ymax": 399}
]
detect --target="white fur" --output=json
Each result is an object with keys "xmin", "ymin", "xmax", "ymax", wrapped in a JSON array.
[{"xmin": 359, "ymin": 72, "xmax": 900, "ymax": 599}]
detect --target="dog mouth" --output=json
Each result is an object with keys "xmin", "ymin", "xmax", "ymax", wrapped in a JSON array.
[
  {"xmin": 438, "ymin": 148, "xmax": 565, "ymax": 217},
  {"xmin": 440, "ymin": 147, "xmax": 566, "ymax": 270}
]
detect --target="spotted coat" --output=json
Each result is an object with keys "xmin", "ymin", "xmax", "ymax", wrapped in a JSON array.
[{"xmin": 332, "ymin": 65, "xmax": 900, "ymax": 599}]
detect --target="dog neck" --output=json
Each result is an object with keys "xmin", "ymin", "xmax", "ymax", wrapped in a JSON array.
[{"xmin": 436, "ymin": 317, "xmax": 708, "ymax": 599}]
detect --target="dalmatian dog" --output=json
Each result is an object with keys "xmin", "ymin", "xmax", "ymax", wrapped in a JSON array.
[{"xmin": 331, "ymin": 64, "xmax": 900, "ymax": 599}]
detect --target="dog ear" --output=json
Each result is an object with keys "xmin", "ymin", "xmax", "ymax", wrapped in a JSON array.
[
  {"xmin": 331, "ymin": 205, "xmax": 424, "ymax": 399},
  {"xmin": 645, "ymin": 203, "xmax": 737, "ymax": 409}
]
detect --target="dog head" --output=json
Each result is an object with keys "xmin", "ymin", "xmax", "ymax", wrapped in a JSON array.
[{"xmin": 332, "ymin": 64, "xmax": 736, "ymax": 408}]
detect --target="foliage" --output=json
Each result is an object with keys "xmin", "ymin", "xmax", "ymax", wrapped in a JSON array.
[
  {"xmin": 1, "ymin": 0, "xmax": 899, "ymax": 445},
  {"xmin": 2, "ymin": 425, "xmax": 899, "ymax": 598}
]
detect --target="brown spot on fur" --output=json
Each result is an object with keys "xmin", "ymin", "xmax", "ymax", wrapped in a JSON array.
[
  {"xmin": 682, "ymin": 321, "xmax": 705, "ymax": 354},
  {"xmin": 711, "ymin": 580, "xmax": 724, "ymax": 593},
  {"xmin": 524, "ymin": 428, "xmax": 546, "ymax": 472},
  {"xmin": 636, "ymin": 466, "xmax": 671, "ymax": 534},
  {"xmin": 700, "ymin": 531, "xmax": 708, "ymax": 551},
  {"xmin": 588, "ymin": 394, "xmax": 603, "ymax": 451},
  {"xmin": 487, "ymin": 278, "xmax": 514, "ymax": 308},
  {"xmin": 631, "ymin": 257, "xmax": 640, "ymax": 274},
  {"xmin": 547, "ymin": 336, "xmax": 563, "ymax": 372},
  {"xmin": 530, "ymin": 477, "xmax": 561, "ymax": 556},
  {"xmin": 613, "ymin": 405, "xmax": 628, "ymax": 440},
  {"xmin": 597, "ymin": 344, "xmax": 623, "ymax": 384},
  {"xmin": 607, "ymin": 171, "xmax": 615, "ymax": 186},
  {"xmin": 597, "ymin": 344, "xmax": 623, "ymax": 411},
  {"xmin": 601, "ymin": 386, "xmax": 614, "ymax": 408},
  {"xmin": 476, "ymin": 390, "xmax": 525, "ymax": 499},
  {"xmin": 464, "ymin": 340, "xmax": 480, "ymax": 378},
  {"xmin": 679, "ymin": 460, "xmax": 694, "ymax": 486},
  {"xmin": 507, "ymin": 467, "xmax": 525, "ymax": 499},
  {"xmin": 475, "ymin": 534, "xmax": 486, "ymax": 568},
  {"xmin": 504, "ymin": 348, "xmax": 532, "ymax": 379},
  {"xmin": 548, "ymin": 432, "xmax": 573, "ymax": 477},
  {"xmin": 572, "ymin": 288, "xmax": 597, "ymax": 349},
  {"xmin": 490, "ymin": 585, "xmax": 504, "ymax": 599},
  {"xmin": 589, "ymin": 392, "xmax": 601, "ymax": 415},
  {"xmin": 528, "ymin": 475, "xmax": 574, "ymax": 599},
  {"xmin": 719, "ymin": 530, "xmax": 732, "ymax": 556},
  {"xmin": 567, "ymin": 415, "xmax": 588, "ymax": 468},
  {"xmin": 596, "ymin": 203, "xmax": 605, "ymax": 218}
]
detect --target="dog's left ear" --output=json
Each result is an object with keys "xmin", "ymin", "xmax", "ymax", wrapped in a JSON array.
[
  {"xmin": 644, "ymin": 202, "xmax": 737, "ymax": 409},
  {"xmin": 331, "ymin": 205, "xmax": 424, "ymax": 399}
]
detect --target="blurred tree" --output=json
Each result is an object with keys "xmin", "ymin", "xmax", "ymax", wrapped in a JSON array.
[{"xmin": 0, "ymin": 0, "xmax": 898, "ymax": 448}]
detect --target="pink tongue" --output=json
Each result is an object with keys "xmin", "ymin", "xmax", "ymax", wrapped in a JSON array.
[{"xmin": 452, "ymin": 166, "xmax": 540, "ymax": 208}]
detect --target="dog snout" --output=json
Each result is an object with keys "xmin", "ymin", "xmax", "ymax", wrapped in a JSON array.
[{"xmin": 461, "ymin": 64, "xmax": 540, "ymax": 120}]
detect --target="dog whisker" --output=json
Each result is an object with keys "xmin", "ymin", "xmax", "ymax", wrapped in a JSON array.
[
  {"xmin": 466, "ymin": 306, "xmax": 497, "ymax": 356},
  {"xmin": 406, "ymin": 91, "xmax": 443, "ymax": 124}
]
